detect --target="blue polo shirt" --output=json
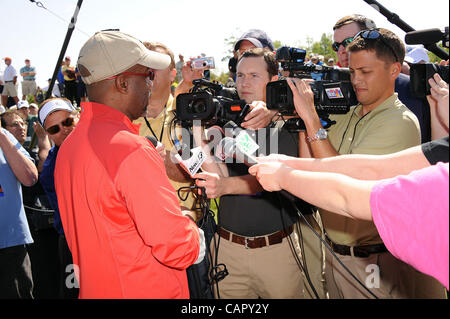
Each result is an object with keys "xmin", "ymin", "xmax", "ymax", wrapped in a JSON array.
[
  {"xmin": 40, "ymin": 146, "xmax": 64, "ymax": 235},
  {"xmin": 0, "ymin": 128, "xmax": 34, "ymax": 249},
  {"xmin": 20, "ymin": 66, "xmax": 36, "ymax": 81}
]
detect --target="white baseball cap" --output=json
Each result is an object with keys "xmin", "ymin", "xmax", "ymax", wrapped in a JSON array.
[
  {"xmin": 405, "ymin": 47, "xmax": 430, "ymax": 64},
  {"xmin": 77, "ymin": 30, "xmax": 171, "ymax": 85},
  {"xmin": 18, "ymin": 100, "xmax": 30, "ymax": 109}
]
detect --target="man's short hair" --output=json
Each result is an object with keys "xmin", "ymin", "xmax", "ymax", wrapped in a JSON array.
[
  {"xmin": 238, "ymin": 48, "xmax": 278, "ymax": 78},
  {"xmin": 347, "ymin": 28, "xmax": 406, "ymax": 65},
  {"xmin": 1, "ymin": 110, "xmax": 25, "ymax": 127},
  {"xmin": 143, "ymin": 42, "xmax": 175, "ymax": 70},
  {"xmin": 333, "ymin": 14, "xmax": 377, "ymax": 31}
]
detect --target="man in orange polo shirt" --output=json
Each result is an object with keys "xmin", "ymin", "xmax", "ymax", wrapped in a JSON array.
[{"xmin": 54, "ymin": 30, "xmax": 204, "ymax": 299}]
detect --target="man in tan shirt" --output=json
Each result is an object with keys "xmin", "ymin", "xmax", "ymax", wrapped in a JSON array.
[{"xmin": 289, "ymin": 28, "xmax": 421, "ymax": 298}]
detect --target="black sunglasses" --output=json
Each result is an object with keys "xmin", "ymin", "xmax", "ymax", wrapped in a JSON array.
[
  {"xmin": 332, "ymin": 37, "xmax": 354, "ymax": 52},
  {"xmin": 354, "ymin": 29, "xmax": 400, "ymax": 62},
  {"xmin": 46, "ymin": 117, "xmax": 75, "ymax": 135}
]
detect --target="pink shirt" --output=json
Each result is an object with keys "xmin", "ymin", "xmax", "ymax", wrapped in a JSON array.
[{"xmin": 371, "ymin": 163, "xmax": 449, "ymax": 290}]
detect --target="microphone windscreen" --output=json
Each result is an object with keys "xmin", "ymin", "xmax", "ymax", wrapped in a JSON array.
[
  {"xmin": 405, "ymin": 29, "xmax": 443, "ymax": 45},
  {"xmin": 145, "ymin": 136, "xmax": 158, "ymax": 147}
]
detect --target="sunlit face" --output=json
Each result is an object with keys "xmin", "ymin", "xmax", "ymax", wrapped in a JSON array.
[
  {"xmin": 333, "ymin": 22, "xmax": 361, "ymax": 67},
  {"xmin": 44, "ymin": 110, "xmax": 76, "ymax": 147},
  {"xmin": 349, "ymin": 50, "xmax": 399, "ymax": 111},
  {"xmin": 4, "ymin": 114, "xmax": 27, "ymax": 145},
  {"xmin": 236, "ymin": 56, "xmax": 273, "ymax": 104}
]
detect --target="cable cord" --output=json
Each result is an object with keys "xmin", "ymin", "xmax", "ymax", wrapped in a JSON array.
[
  {"xmin": 277, "ymin": 194, "xmax": 320, "ymax": 299},
  {"xmin": 280, "ymin": 119, "xmax": 380, "ymax": 299}
]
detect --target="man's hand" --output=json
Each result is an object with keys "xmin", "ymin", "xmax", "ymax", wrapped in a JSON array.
[
  {"xmin": 33, "ymin": 122, "xmax": 48, "ymax": 140},
  {"xmin": 194, "ymin": 171, "xmax": 226, "ymax": 199},
  {"xmin": 181, "ymin": 60, "xmax": 204, "ymax": 85},
  {"xmin": 427, "ymin": 73, "xmax": 449, "ymax": 130},
  {"xmin": 155, "ymin": 141, "xmax": 166, "ymax": 160},
  {"xmin": 287, "ymin": 78, "xmax": 318, "ymax": 123},
  {"xmin": 248, "ymin": 162, "xmax": 292, "ymax": 192},
  {"xmin": 241, "ymin": 101, "xmax": 277, "ymax": 130}
]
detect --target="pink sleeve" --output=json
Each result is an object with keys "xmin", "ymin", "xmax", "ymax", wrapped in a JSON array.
[{"xmin": 370, "ymin": 163, "xmax": 449, "ymax": 290}]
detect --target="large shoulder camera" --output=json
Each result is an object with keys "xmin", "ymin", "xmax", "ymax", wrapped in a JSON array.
[
  {"xmin": 266, "ymin": 47, "xmax": 358, "ymax": 129},
  {"xmin": 176, "ymin": 79, "xmax": 250, "ymax": 127},
  {"xmin": 410, "ymin": 63, "xmax": 449, "ymax": 98}
]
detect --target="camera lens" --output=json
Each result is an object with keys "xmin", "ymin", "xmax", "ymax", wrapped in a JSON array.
[{"xmin": 191, "ymin": 99, "xmax": 207, "ymax": 114}]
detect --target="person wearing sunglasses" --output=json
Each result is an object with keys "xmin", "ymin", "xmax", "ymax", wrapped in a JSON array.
[
  {"xmin": 289, "ymin": 28, "xmax": 425, "ymax": 299},
  {"xmin": 53, "ymin": 31, "xmax": 204, "ymax": 299},
  {"xmin": 332, "ymin": 14, "xmax": 431, "ymax": 144},
  {"xmin": 37, "ymin": 97, "xmax": 79, "ymax": 299}
]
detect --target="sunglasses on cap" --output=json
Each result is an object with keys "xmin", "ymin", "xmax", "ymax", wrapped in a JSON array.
[
  {"xmin": 353, "ymin": 29, "xmax": 400, "ymax": 62},
  {"xmin": 46, "ymin": 117, "xmax": 75, "ymax": 135},
  {"xmin": 332, "ymin": 37, "xmax": 355, "ymax": 52}
]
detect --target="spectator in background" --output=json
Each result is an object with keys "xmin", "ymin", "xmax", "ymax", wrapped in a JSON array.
[
  {"xmin": 38, "ymin": 98, "xmax": 79, "ymax": 299},
  {"xmin": 43, "ymin": 78, "xmax": 61, "ymax": 98},
  {"xmin": 234, "ymin": 29, "xmax": 275, "ymax": 58},
  {"xmin": 332, "ymin": 14, "xmax": 431, "ymax": 143},
  {"xmin": 175, "ymin": 54, "xmax": 184, "ymax": 83},
  {"xmin": 402, "ymin": 46, "xmax": 430, "ymax": 75},
  {"xmin": 1, "ymin": 109, "xmax": 58, "ymax": 298},
  {"xmin": 20, "ymin": 59, "xmax": 37, "ymax": 101},
  {"xmin": 1, "ymin": 57, "xmax": 19, "ymax": 108},
  {"xmin": 61, "ymin": 57, "xmax": 77, "ymax": 106},
  {"xmin": 0, "ymin": 114, "xmax": 38, "ymax": 299},
  {"xmin": 328, "ymin": 58, "xmax": 335, "ymax": 67},
  {"xmin": 57, "ymin": 61, "xmax": 65, "ymax": 97},
  {"xmin": 75, "ymin": 67, "xmax": 87, "ymax": 108}
]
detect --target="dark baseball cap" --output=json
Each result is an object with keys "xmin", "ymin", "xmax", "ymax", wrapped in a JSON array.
[{"xmin": 234, "ymin": 29, "xmax": 274, "ymax": 52}]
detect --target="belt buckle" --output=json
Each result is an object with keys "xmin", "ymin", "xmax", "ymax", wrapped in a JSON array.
[{"xmin": 245, "ymin": 237, "xmax": 250, "ymax": 249}]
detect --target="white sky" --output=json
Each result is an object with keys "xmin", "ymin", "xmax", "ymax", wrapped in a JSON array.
[{"xmin": 0, "ymin": 0, "xmax": 448, "ymax": 89}]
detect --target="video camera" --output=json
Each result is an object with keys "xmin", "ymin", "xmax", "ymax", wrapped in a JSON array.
[
  {"xmin": 406, "ymin": 27, "xmax": 449, "ymax": 98},
  {"xmin": 176, "ymin": 79, "xmax": 250, "ymax": 127},
  {"xmin": 266, "ymin": 47, "xmax": 358, "ymax": 129}
]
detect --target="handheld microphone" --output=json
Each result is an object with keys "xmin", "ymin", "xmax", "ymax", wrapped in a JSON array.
[
  {"xmin": 145, "ymin": 136, "xmax": 158, "ymax": 147},
  {"xmin": 220, "ymin": 137, "xmax": 298, "ymax": 202},
  {"xmin": 223, "ymin": 121, "xmax": 243, "ymax": 138},
  {"xmin": 405, "ymin": 28, "xmax": 446, "ymax": 45}
]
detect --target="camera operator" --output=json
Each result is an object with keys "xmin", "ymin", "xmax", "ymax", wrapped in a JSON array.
[
  {"xmin": 194, "ymin": 48, "xmax": 312, "ymax": 299},
  {"xmin": 333, "ymin": 15, "xmax": 431, "ymax": 143},
  {"xmin": 291, "ymin": 28, "xmax": 422, "ymax": 299},
  {"xmin": 133, "ymin": 42, "xmax": 198, "ymax": 220}
]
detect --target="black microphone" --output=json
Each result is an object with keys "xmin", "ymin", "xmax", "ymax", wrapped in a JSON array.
[
  {"xmin": 220, "ymin": 137, "xmax": 298, "ymax": 202},
  {"xmin": 405, "ymin": 28, "xmax": 445, "ymax": 45},
  {"xmin": 145, "ymin": 136, "xmax": 158, "ymax": 147}
]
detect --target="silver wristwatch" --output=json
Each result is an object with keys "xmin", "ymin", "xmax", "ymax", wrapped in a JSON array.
[{"xmin": 307, "ymin": 128, "xmax": 328, "ymax": 143}]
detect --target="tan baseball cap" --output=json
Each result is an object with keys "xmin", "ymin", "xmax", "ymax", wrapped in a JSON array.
[{"xmin": 77, "ymin": 30, "xmax": 171, "ymax": 85}]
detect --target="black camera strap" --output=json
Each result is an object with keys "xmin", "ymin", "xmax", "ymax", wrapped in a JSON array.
[{"xmin": 144, "ymin": 104, "xmax": 167, "ymax": 142}]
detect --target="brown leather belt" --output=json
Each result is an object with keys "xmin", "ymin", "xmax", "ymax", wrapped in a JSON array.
[
  {"xmin": 218, "ymin": 225, "xmax": 294, "ymax": 249},
  {"xmin": 326, "ymin": 236, "xmax": 387, "ymax": 258}
]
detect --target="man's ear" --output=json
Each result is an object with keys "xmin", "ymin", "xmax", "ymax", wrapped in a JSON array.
[
  {"xmin": 390, "ymin": 62, "xmax": 402, "ymax": 80},
  {"xmin": 116, "ymin": 76, "xmax": 128, "ymax": 94}
]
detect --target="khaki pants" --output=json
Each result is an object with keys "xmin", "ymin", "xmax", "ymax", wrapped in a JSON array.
[
  {"xmin": 210, "ymin": 229, "xmax": 306, "ymax": 299},
  {"xmin": 324, "ymin": 247, "xmax": 447, "ymax": 299},
  {"xmin": 1, "ymin": 82, "xmax": 18, "ymax": 97},
  {"xmin": 21, "ymin": 80, "xmax": 37, "ymax": 97}
]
